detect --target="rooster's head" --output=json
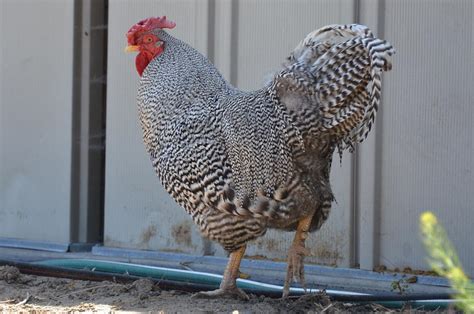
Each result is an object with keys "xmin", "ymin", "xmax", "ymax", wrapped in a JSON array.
[{"xmin": 125, "ymin": 16, "xmax": 176, "ymax": 76}]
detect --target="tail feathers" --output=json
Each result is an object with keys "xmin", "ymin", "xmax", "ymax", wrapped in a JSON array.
[
  {"xmin": 277, "ymin": 24, "xmax": 395, "ymax": 151},
  {"xmin": 313, "ymin": 36, "xmax": 395, "ymax": 147},
  {"xmin": 354, "ymin": 38, "xmax": 395, "ymax": 143}
]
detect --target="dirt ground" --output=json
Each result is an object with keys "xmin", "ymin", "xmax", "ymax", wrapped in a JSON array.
[{"xmin": 0, "ymin": 266, "xmax": 448, "ymax": 313}]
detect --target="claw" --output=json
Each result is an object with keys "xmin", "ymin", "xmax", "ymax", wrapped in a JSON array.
[{"xmin": 192, "ymin": 287, "xmax": 249, "ymax": 300}]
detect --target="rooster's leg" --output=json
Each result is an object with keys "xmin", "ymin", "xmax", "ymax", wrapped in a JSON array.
[
  {"xmin": 192, "ymin": 245, "xmax": 249, "ymax": 300},
  {"xmin": 282, "ymin": 214, "xmax": 313, "ymax": 298}
]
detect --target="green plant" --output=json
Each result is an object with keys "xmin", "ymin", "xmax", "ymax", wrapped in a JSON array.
[{"xmin": 420, "ymin": 211, "xmax": 474, "ymax": 312}]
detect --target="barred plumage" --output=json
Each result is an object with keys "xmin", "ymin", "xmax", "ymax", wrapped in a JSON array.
[{"xmin": 128, "ymin": 18, "xmax": 394, "ymax": 297}]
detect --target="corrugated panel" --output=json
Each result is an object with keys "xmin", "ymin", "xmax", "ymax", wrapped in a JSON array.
[
  {"xmin": 355, "ymin": 0, "xmax": 382, "ymax": 272},
  {"xmin": 0, "ymin": 0, "xmax": 75, "ymax": 242},
  {"xmin": 104, "ymin": 0, "xmax": 211, "ymax": 254},
  {"xmin": 375, "ymin": 0, "xmax": 474, "ymax": 275}
]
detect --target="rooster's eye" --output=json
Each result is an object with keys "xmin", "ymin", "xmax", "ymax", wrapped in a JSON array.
[
  {"xmin": 141, "ymin": 35, "xmax": 155, "ymax": 44},
  {"xmin": 144, "ymin": 36, "xmax": 154, "ymax": 43}
]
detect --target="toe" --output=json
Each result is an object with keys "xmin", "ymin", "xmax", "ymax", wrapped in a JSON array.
[
  {"xmin": 297, "ymin": 262, "xmax": 306, "ymax": 291},
  {"xmin": 234, "ymin": 288, "xmax": 250, "ymax": 300},
  {"xmin": 192, "ymin": 288, "xmax": 249, "ymax": 301},
  {"xmin": 283, "ymin": 265, "xmax": 293, "ymax": 298}
]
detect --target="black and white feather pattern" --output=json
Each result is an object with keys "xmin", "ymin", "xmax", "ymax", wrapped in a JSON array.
[
  {"xmin": 136, "ymin": 24, "xmax": 394, "ymax": 252},
  {"xmin": 274, "ymin": 24, "xmax": 395, "ymax": 152}
]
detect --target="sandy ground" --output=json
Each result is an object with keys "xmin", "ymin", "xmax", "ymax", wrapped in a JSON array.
[{"xmin": 0, "ymin": 266, "xmax": 447, "ymax": 313}]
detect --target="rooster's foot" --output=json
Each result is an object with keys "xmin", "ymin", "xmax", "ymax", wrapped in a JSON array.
[{"xmin": 282, "ymin": 243, "xmax": 310, "ymax": 298}]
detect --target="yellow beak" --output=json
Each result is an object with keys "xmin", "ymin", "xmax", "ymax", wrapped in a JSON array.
[{"xmin": 124, "ymin": 45, "xmax": 139, "ymax": 53}]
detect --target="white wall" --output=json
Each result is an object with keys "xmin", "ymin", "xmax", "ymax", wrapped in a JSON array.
[
  {"xmin": 0, "ymin": 0, "xmax": 75, "ymax": 243},
  {"xmin": 376, "ymin": 0, "xmax": 474, "ymax": 273}
]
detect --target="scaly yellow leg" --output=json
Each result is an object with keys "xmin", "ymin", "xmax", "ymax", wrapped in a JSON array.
[{"xmin": 282, "ymin": 214, "xmax": 313, "ymax": 298}]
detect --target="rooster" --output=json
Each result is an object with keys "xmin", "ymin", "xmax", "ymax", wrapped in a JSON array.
[{"xmin": 125, "ymin": 16, "xmax": 394, "ymax": 299}]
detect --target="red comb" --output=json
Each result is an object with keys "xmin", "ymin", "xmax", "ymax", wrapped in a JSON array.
[{"xmin": 127, "ymin": 16, "xmax": 176, "ymax": 45}]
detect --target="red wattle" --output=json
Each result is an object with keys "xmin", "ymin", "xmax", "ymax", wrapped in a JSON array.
[
  {"xmin": 135, "ymin": 52, "xmax": 150, "ymax": 76},
  {"xmin": 135, "ymin": 46, "xmax": 164, "ymax": 77}
]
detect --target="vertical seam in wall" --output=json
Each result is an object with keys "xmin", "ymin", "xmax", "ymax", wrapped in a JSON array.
[
  {"xmin": 98, "ymin": 0, "xmax": 109, "ymax": 244},
  {"xmin": 79, "ymin": 0, "xmax": 92, "ymax": 243},
  {"xmin": 353, "ymin": 0, "xmax": 360, "ymax": 24},
  {"xmin": 70, "ymin": 0, "xmax": 83, "ymax": 243},
  {"xmin": 372, "ymin": 0, "xmax": 386, "ymax": 268},
  {"xmin": 207, "ymin": 0, "xmax": 216, "ymax": 64},
  {"xmin": 350, "ymin": 0, "xmax": 361, "ymax": 268},
  {"xmin": 229, "ymin": 0, "xmax": 239, "ymax": 86}
]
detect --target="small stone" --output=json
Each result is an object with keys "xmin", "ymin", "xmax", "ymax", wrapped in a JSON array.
[{"xmin": 0, "ymin": 266, "xmax": 21, "ymax": 283}]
